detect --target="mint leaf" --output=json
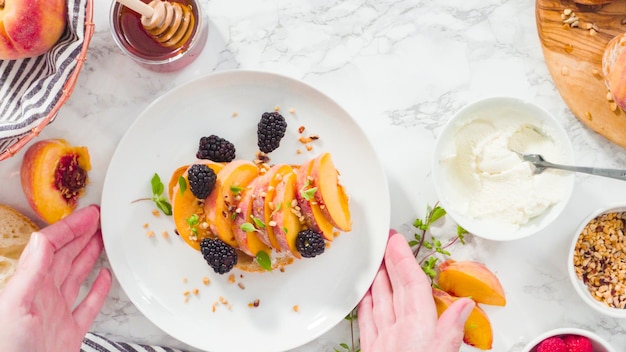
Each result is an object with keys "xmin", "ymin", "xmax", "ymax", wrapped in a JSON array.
[
  {"xmin": 178, "ymin": 175, "xmax": 187, "ymax": 195},
  {"xmin": 256, "ymin": 251, "xmax": 272, "ymax": 271},
  {"xmin": 241, "ymin": 223, "xmax": 255, "ymax": 232}
]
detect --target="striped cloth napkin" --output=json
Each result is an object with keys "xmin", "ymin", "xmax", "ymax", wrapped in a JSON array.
[
  {"xmin": 81, "ymin": 333, "xmax": 186, "ymax": 352},
  {"xmin": 0, "ymin": 0, "xmax": 88, "ymax": 153}
]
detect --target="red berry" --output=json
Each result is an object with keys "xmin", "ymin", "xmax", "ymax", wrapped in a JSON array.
[
  {"xmin": 537, "ymin": 336, "xmax": 567, "ymax": 352},
  {"xmin": 563, "ymin": 335, "xmax": 593, "ymax": 352}
]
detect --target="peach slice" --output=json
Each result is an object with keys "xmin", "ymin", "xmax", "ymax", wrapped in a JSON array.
[
  {"xmin": 437, "ymin": 259, "xmax": 506, "ymax": 306},
  {"xmin": 251, "ymin": 164, "xmax": 293, "ymax": 250},
  {"xmin": 171, "ymin": 162, "xmax": 223, "ymax": 251},
  {"xmin": 310, "ymin": 152, "xmax": 351, "ymax": 232},
  {"xmin": 295, "ymin": 159, "xmax": 335, "ymax": 240},
  {"xmin": 432, "ymin": 288, "xmax": 493, "ymax": 350},
  {"xmin": 272, "ymin": 169, "xmax": 302, "ymax": 257},
  {"xmin": 20, "ymin": 139, "xmax": 91, "ymax": 224},
  {"xmin": 231, "ymin": 177, "xmax": 270, "ymax": 257},
  {"xmin": 205, "ymin": 160, "xmax": 259, "ymax": 248}
]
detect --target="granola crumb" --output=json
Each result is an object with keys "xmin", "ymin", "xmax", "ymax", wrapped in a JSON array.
[
  {"xmin": 305, "ymin": 144, "xmax": 313, "ymax": 151},
  {"xmin": 152, "ymin": 209, "xmax": 160, "ymax": 217},
  {"xmin": 296, "ymin": 149, "xmax": 303, "ymax": 155},
  {"xmin": 183, "ymin": 290, "xmax": 190, "ymax": 296},
  {"xmin": 162, "ymin": 230, "xmax": 169, "ymax": 239},
  {"xmin": 292, "ymin": 305, "xmax": 299, "ymax": 312},
  {"xmin": 203, "ymin": 277, "xmax": 210, "ymax": 285},
  {"xmin": 183, "ymin": 277, "xmax": 188, "ymax": 283},
  {"xmin": 193, "ymin": 288, "xmax": 199, "ymax": 295},
  {"xmin": 289, "ymin": 108, "xmax": 296, "ymax": 114},
  {"xmin": 298, "ymin": 125, "xmax": 305, "ymax": 134},
  {"xmin": 274, "ymin": 105, "xmax": 280, "ymax": 111},
  {"xmin": 238, "ymin": 282, "xmax": 246, "ymax": 290},
  {"xmin": 228, "ymin": 274, "xmax": 236, "ymax": 283},
  {"xmin": 232, "ymin": 112, "xmax": 238, "ymax": 117},
  {"xmin": 143, "ymin": 223, "xmax": 149, "ymax": 228},
  {"xmin": 146, "ymin": 231, "xmax": 155, "ymax": 238}
]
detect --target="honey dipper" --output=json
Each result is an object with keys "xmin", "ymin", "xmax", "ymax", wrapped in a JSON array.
[{"xmin": 116, "ymin": 0, "xmax": 195, "ymax": 48}]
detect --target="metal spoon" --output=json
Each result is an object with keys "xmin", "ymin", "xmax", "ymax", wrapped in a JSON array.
[{"xmin": 516, "ymin": 153, "xmax": 626, "ymax": 181}]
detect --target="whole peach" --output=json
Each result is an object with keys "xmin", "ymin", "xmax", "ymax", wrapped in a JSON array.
[{"xmin": 0, "ymin": 0, "xmax": 67, "ymax": 60}]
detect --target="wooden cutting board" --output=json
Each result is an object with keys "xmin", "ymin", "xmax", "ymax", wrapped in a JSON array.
[{"xmin": 536, "ymin": 0, "xmax": 626, "ymax": 148}]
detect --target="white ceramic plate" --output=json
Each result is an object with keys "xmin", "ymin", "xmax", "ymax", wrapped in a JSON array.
[{"xmin": 101, "ymin": 70, "xmax": 389, "ymax": 352}]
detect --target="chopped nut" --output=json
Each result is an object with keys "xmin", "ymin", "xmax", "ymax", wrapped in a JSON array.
[
  {"xmin": 143, "ymin": 223, "xmax": 149, "ymax": 228},
  {"xmin": 146, "ymin": 231, "xmax": 155, "ymax": 238},
  {"xmin": 193, "ymin": 288, "xmax": 199, "ymax": 295},
  {"xmin": 152, "ymin": 209, "xmax": 160, "ymax": 217},
  {"xmin": 183, "ymin": 277, "xmax": 188, "ymax": 283},
  {"xmin": 610, "ymin": 102, "xmax": 618, "ymax": 112},
  {"xmin": 232, "ymin": 112, "xmax": 238, "ymax": 117},
  {"xmin": 564, "ymin": 8, "xmax": 572, "ymax": 16},
  {"xmin": 238, "ymin": 282, "xmax": 246, "ymax": 290},
  {"xmin": 305, "ymin": 144, "xmax": 313, "ymax": 151},
  {"xmin": 202, "ymin": 277, "xmax": 210, "ymax": 285},
  {"xmin": 162, "ymin": 231, "xmax": 169, "ymax": 239},
  {"xmin": 274, "ymin": 105, "xmax": 280, "ymax": 111},
  {"xmin": 298, "ymin": 126, "xmax": 305, "ymax": 134},
  {"xmin": 289, "ymin": 108, "xmax": 296, "ymax": 114},
  {"xmin": 561, "ymin": 66, "xmax": 569, "ymax": 76},
  {"xmin": 292, "ymin": 305, "xmax": 299, "ymax": 312},
  {"xmin": 228, "ymin": 274, "xmax": 235, "ymax": 283}
]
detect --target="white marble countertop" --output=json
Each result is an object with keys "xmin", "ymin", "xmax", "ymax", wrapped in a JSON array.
[{"xmin": 2, "ymin": 0, "xmax": 626, "ymax": 351}]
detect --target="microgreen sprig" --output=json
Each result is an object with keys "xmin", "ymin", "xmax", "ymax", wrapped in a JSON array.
[{"xmin": 151, "ymin": 173, "xmax": 172, "ymax": 215}]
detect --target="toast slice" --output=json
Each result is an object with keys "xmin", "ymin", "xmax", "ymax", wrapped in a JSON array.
[{"xmin": 0, "ymin": 205, "xmax": 39, "ymax": 289}]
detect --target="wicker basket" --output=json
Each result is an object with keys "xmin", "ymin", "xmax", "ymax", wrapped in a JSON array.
[{"xmin": 0, "ymin": 0, "xmax": 94, "ymax": 161}]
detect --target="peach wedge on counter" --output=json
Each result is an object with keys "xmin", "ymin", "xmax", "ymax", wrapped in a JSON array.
[
  {"xmin": 437, "ymin": 259, "xmax": 506, "ymax": 306},
  {"xmin": 432, "ymin": 259, "xmax": 506, "ymax": 350},
  {"xmin": 168, "ymin": 152, "xmax": 352, "ymax": 271},
  {"xmin": 20, "ymin": 139, "xmax": 91, "ymax": 224},
  {"xmin": 432, "ymin": 288, "xmax": 494, "ymax": 350}
]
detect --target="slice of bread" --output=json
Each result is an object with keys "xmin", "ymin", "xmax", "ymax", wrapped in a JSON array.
[{"xmin": 0, "ymin": 205, "xmax": 39, "ymax": 289}]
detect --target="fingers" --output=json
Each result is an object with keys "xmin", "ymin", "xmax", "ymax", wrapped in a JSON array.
[
  {"xmin": 73, "ymin": 268, "xmax": 112, "ymax": 335},
  {"xmin": 3, "ymin": 233, "xmax": 54, "ymax": 307},
  {"xmin": 370, "ymin": 262, "xmax": 395, "ymax": 326},
  {"xmin": 357, "ymin": 289, "xmax": 376, "ymax": 350},
  {"xmin": 60, "ymin": 231, "xmax": 105, "ymax": 304},
  {"xmin": 434, "ymin": 297, "xmax": 475, "ymax": 352},
  {"xmin": 50, "ymin": 225, "xmax": 99, "ymax": 287},
  {"xmin": 384, "ymin": 233, "xmax": 435, "ymax": 320},
  {"xmin": 41, "ymin": 205, "xmax": 100, "ymax": 252}
]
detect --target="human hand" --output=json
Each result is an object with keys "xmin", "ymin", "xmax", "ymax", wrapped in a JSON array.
[
  {"xmin": 358, "ymin": 231, "xmax": 475, "ymax": 352},
  {"xmin": 0, "ymin": 205, "xmax": 112, "ymax": 352}
]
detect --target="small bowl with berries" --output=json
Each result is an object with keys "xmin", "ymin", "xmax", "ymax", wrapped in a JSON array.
[{"xmin": 521, "ymin": 328, "xmax": 615, "ymax": 352}]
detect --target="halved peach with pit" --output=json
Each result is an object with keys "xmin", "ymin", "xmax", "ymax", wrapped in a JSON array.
[
  {"xmin": 171, "ymin": 162, "xmax": 223, "ymax": 251},
  {"xmin": 310, "ymin": 152, "xmax": 351, "ymax": 232},
  {"xmin": 205, "ymin": 160, "xmax": 259, "ymax": 248},
  {"xmin": 20, "ymin": 139, "xmax": 91, "ymax": 224}
]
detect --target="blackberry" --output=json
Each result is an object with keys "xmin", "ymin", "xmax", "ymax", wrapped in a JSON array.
[
  {"xmin": 196, "ymin": 135, "xmax": 236, "ymax": 162},
  {"xmin": 257, "ymin": 112, "xmax": 287, "ymax": 153},
  {"xmin": 187, "ymin": 164, "xmax": 217, "ymax": 199},
  {"xmin": 200, "ymin": 238, "xmax": 238, "ymax": 274},
  {"xmin": 295, "ymin": 229, "xmax": 325, "ymax": 258}
]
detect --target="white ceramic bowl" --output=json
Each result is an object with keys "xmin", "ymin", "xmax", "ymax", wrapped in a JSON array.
[
  {"xmin": 568, "ymin": 205, "xmax": 626, "ymax": 319},
  {"xmin": 432, "ymin": 97, "xmax": 575, "ymax": 241},
  {"xmin": 521, "ymin": 328, "xmax": 615, "ymax": 352}
]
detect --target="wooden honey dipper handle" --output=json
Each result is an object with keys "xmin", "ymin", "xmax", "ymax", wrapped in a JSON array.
[{"xmin": 115, "ymin": 0, "xmax": 154, "ymax": 18}]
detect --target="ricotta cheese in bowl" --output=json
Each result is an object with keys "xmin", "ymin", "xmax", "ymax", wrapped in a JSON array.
[{"xmin": 432, "ymin": 97, "xmax": 575, "ymax": 241}]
